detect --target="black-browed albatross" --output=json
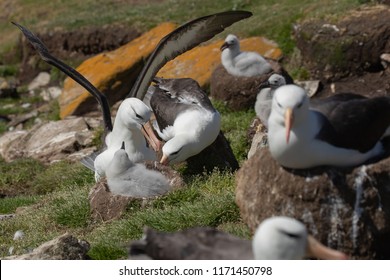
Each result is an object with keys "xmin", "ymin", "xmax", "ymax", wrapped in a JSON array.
[
  {"xmin": 148, "ymin": 77, "xmax": 221, "ymax": 165},
  {"xmin": 129, "ymin": 216, "xmax": 347, "ymax": 260},
  {"xmin": 14, "ymin": 10, "xmax": 252, "ymax": 170},
  {"xmin": 268, "ymin": 84, "xmax": 390, "ymax": 169}
]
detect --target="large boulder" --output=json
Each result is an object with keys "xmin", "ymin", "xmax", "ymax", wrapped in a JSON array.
[
  {"xmin": 294, "ymin": 5, "xmax": 390, "ymax": 81},
  {"xmin": 235, "ymin": 148, "xmax": 390, "ymax": 259},
  {"xmin": 59, "ymin": 23, "xmax": 177, "ymax": 119}
]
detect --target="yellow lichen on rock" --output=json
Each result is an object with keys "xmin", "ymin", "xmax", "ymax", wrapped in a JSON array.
[
  {"xmin": 60, "ymin": 22, "xmax": 177, "ymax": 119},
  {"xmin": 157, "ymin": 36, "xmax": 282, "ymax": 88}
]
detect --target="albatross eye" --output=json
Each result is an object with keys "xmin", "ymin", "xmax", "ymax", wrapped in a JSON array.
[
  {"xmin": 135, "ymin": 113, "xmax": 143, "ymax": 120},
  {"xmin": 297, "ymin": 102, "xmax": 303, "ymax": 109}
]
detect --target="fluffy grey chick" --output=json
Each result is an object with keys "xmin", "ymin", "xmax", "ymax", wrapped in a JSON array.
[
  {"xmin": 106, "ymin": 142, "xmax": 170, "ymax": 198},
  {"xmin": 255, "ymin": 74, "xmax": 286, "ymax": 128},
  {"xmin": 220, "ymin": 34, "xmax": 272, "ymax": 77}
]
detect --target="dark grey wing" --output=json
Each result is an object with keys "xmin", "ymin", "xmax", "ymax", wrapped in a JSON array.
[
  {"xmin": 12, "ymin": 22, "xmax": 113, "ymax": 132},
  {"xmin": 128, "ymin": 11, "xmax": 252, "ymax": 100},
  {"xmin": 128, "ymin": 227, "xmax": 253, "ymax": 260},
  {"xmin": 315, "ymin": 96, "xmax": 390, "ymax": 152},
  {"xmin": 153, "ymin": 77, "xmax": 216, "ymax": 112},
  {"xmin": 149, "ymin": 84, "xmax": 194, "ymax": 131},
  {"xmin": 311, "ymin": 93, "xmax": 366, "ymax": 116}
]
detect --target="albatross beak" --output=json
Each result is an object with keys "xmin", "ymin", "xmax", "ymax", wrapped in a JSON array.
[
  {"xmin": 160, "ymin": 153, "xmax": 169, "ymax": 165},
  {"xmin": 220, "ymin": 42, "xmax": 229, "ymax": 51},
  {"xmin": 285, "ymin": 107, "xmax": 293, "ymax": 144},
  {"xmin": 258, "ymin": 80, "xmax": 270, "ymax": 91},
  {"xmin": 306, "ymin": 235, "xmax": 348, "ymax": 260},
  {"xmin": 141, "ymin": 122, "xmax": 162, "ymax": 152}
]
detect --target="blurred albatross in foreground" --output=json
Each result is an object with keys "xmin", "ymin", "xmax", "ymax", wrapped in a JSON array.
[{"xmin": 129, "ymin": 216, "xmax": 347, "ymax": 260}]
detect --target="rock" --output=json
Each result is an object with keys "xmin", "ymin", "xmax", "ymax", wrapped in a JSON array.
[
  {"xmin": 4, "ymin": 233, "xmax": 90, "ymax": 260},
  {"xmin": 28, "ymin": 72, "xmax": 50, "ymax": 92},
  {"xmin": 235, "ymin": 148, "xmax": 390, "ymax": 259},
  {"xmin": 0, "ymin": 77, "xmax": 18, "ymax": 99},
  {"xmin": 381, "ymin": 53, "xmax": 390, "ymax": 68},
  {"xmin": 295, "ymin": 80, "xmax": 321, "ymax": 97},
  {"xmin": 89, "ymin": 180, "xmax": 135, "ymax": 222},
  {"xmin": 294, "ymin": 5, "xmax": 390, "ymax": 81},
  {"xmin": 0, "ymin": 214, "xmax": 15, "ymax": 221},
  {"xmin": 247, "ymin": 119, "xmax": 267, "ymax": 159},
  {"xmin": 210, "ymin": 60, "xmax": 293, "ymax": 111},
  {"xmin": 40, "ymin": 86, "xmax": 62, "ymax": 101},
  {"xmin": 0, "ymin": 117, "xmax": 94, "ymax": 163},
  {"xmin": 13, "ymin": 230, "xmax": 24, "ymax": 240},
  {"xmin": 59, "ymin": 23, "xmax": 177, "ymax": 119}
]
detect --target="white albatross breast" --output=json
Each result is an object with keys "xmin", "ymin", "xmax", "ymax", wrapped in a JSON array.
[
  {"xmin": 149, "ymin": 77, "xmax": 221, "ymax": 165},
  {"xmin": 268, "ymin": 84, "xmax": 390, "ymax": 169},
  {"xmin": 220, "ymin": 34, "xmax": 272, "ymax": 77}
]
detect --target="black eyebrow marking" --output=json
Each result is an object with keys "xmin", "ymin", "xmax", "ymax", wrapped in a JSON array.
[
  {"xmin": 278, "ymin": 229, "xmax": 302, "ymax": 239},
  {"xmin": 132, "ymin": 107, "xmax": 144, "ymax": 120}
]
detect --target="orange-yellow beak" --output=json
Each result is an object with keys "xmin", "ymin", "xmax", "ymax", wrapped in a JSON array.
[
  {"xmin": 160, "ymin": 153, "xmax": 169, "ymax": 165},
  {"xmin": 141, "ymin": 121, "xmax": 162, "ymax": 152},
  {"xmin": 285, "ymin": 107, "xmax": 293, "ymax": 144},
  {"xmin": 306, "ymin": 235, "xmax": 348, "ymax": 260}
]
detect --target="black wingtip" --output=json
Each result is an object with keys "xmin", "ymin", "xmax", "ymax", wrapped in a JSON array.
[{"xmin": 11, "ymin": 21, "xmax": 50, "ymax": 60}]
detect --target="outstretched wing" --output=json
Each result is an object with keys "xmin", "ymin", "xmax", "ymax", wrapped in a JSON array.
[
  {"xmin": 128, "ymin": 10, "xmax": 252, "ymax": 100},
  {"xmin": 12, "ymin": 22, "xmax": 113, "ymax": 132}
]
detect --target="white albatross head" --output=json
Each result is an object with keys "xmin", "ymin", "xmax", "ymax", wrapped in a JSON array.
[
  {"xmin": 160, "ymin": 135, "xmax": 194, "ymax": 165},
  {"xmin": 271, "ymin": 85, "xmax": 309, "ymax": 143},
  {"xmin": 220, "ymin": 34, "xmax": 240, "ymax": 53},
  {"xmin": 252, "ymin": 216, "xmax": 348, "ymax": 260},
  {"xmin": 116, "ymin": 98, "xmax": 161, "ymax": 151}
]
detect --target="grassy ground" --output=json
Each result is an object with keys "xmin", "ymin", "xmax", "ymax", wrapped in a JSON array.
[{"xmin": 0, "ymin": 0, "xmax": 369, "ymax": 259}]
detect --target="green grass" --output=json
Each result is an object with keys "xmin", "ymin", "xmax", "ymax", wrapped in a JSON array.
[
  {"xmin": 0, "ymin": 166, "xmax": 247, "ymax": 259},
  {"xmin": 0, "ymin": 195, "xmax": 38, "ymax": 214}
]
